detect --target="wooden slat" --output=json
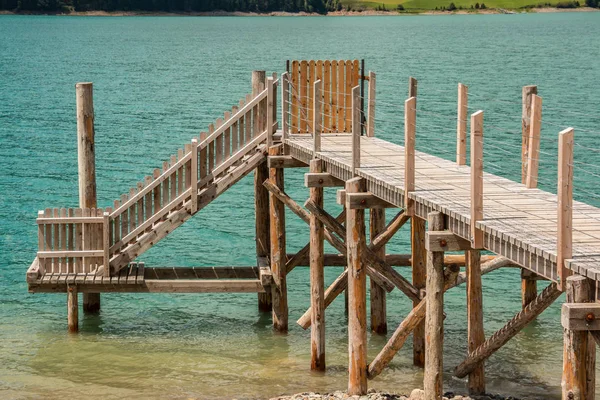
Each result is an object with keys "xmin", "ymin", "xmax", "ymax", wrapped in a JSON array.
[
  {"xmin": 345, "ymin": 60, "xmax": 353, "ymax": 133},
  {"xmin": 208, "ymin": 124, "xmax": 215, "ymax": 173},
  {"xmin": 471, "ymin": 110, "xmax": 484, "ymax": 249},
  {"xmin": 184, "ymin": 143, "xmax": 192, "ymax": 190},
  {"xmin": 331, "ymin": 60, "xmax": 338, "ymax": 132},
  {"xmin": 457, "ymin": 83, "xmax": 468, "ymax": 165},
  {"xmin": 231, "ymin": 105, "xmax": 239, "ymax": 153},
  {"xmin": 199, "ymin": 132, "xmax": 208, "ymax": 180},
  {"xmin": 367, "ymin": 71, "xmax": 376, "ymax": 137},
  {"xmin": 291, "ymin": 60, "xmax": 299, "ymax": 134},
  {"xmin": 223, "ymin": 112, "xmax": 231, "ymax": 160},
  {"xmin": 177, "ymin": 148, "xmax": 184, "ymax": 195},
  {"xmin": 525, "ymin": 94, "xmax": 542, "ymax": 189},
  {"xmin": 323, "ymin": 61, "xmax": 331, "ymax": 133},
  {"xmin": 557, "ymin": 128, "xmax": 574, "ymax": 290},
  {"xmin": 300, "ymin": 60, "xmax": 308, "ymax": 133},
  {"xmin": 405, "ymin": 97, "xmax": 416, "ymax": 216},
  {"xmin": 337, "ymin": 60, "xmax": 345, "ymax": 133},
  {"xmin": 308, "ymin": 60, "xmax": 315, "ymax": 132}
]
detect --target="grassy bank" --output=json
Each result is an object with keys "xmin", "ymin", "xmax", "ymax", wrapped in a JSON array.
[{"xmin": 344, "ymin": 0, "xmax": 597, "ymax": 10}]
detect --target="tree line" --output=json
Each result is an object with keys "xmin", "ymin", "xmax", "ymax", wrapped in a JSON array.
[{"xmin": 0, "ymin": 0, "xmax": 344, "ymax": 13}]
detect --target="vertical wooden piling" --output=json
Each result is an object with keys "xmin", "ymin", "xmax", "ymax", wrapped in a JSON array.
[
  {"xmin": 404, "ymin": 96, "xmax": 416, "ymax": 216},
  {"xmin": 525, "ymin": 94, "xmax": 543, "ymax": 189},
  {"xmin": 470, "ymin": 111, "xmax": 484, "ymax": 249},
  {"xmin": 76, "ymin": 82, "xmax": 100, "ymax": 316},
  {"xmin": 520, "ymin": 86, "xmax": 539, "ymax": 306},
  {"xmin": 367, "ymin": 72, "xmax": 376, "ymax": 137},
  {"xmin": 270, "ymin": 144, "xmax": 288, "ymax": 331},
  {"xmin": 424, "ymin": 211, "xmax": 445, "ymax": 399},
  {"xmin": 253, "ymin": 71, "xmax": 271, "ymax": 312},
  {"xmin": 351, "ymin": 86, "xmax": 361, "ymax": 175},
  {"xmin": 457, "ymin": 83, "xmax": 468, "ymax": 166},
  {"xmin": 370, "ymin": 207, "xmax": 387, "ymax": 334},
  {"xmin": 412, "ymin": 215, "xmax": 426, "ymax": 367},
  {"xmin": 467, "ymin": 249, "xmax": 485, "ymax": 395},
  {"xmin": 409, "ymin": 77, "xmax": 418, "ymax": 99},
  {"xmin": 347, "ymin": 177, "xmax": 368, "ymax": 396},
  {"xmin": 562, "ymin": 275, "xmax": 594, "ymax": 400},
  {"xmin": 310, "ymin": 159, "xmax": 326, "ymax": 370},
  {"xmin": 557, "ymin": 128, "xmax": 574, "ymax": 291},
  {"xmin": 67, "ymin": 286, "xmax": 78, "ymax": 333}
]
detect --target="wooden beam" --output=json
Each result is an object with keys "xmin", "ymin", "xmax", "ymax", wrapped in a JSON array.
[
  {"xmin": 457, "ymin": 83, "xmax": 468, "ymax": 166},
  {"xmin": 346, "ymin": 177, "xmax": 367, "ymax": 396},
  {"xmin": 557, "ymin": 127, "xmax": 574, "ymax": 291},
  {"xmin": 281, "ymin": 72, "xmax": 289, "ymax": 140},
  {"xmin": 370, "ymin": 207, "xmax": 387, "ymax": 334},
  {"xmin": 367, "ymin": 71, "xmax": 376, "ymax": 137},
  {"xmin": 424, "ymin": 211, "xmax": 445, "ymax": 399},
  {"xmin": 562, "ymin": 275, "xmax": 595, "ymax": 400},
  {"xmin": 268, "ymin": 155, "xmax": 307, "ymax": 169},
  {"xmin": 76, "ymin": 82, "xmax": 101, "ymax": 314},
  {"xmin": 26, "ymin": 257, "xmax": 40, "ymax": 283},
  {"xmin": 351, "ymin": 86, "xmax": 360, "ymax": 175},
  {"xmin": 269, "ymin": 144, "xmax": 287, "ymax": 331},
  {"xmin": 426, "ymin": 231, "xmax": 472, "ymax": 252},
  {"xmin": 309, "ymin": 159, "xmax": 326, "ymax": 371},
  {"xmin": 144, "ymin": 279, "xmax": 265, "ymax": 293},
  {"xmin": 467, "ymin": 250, "xmax": 485, "ymax": 395},
  {"xmin": 521, "ymin": 85, "xmax": 538, "ymax": 182},
  {"xmin": 305, "ymin": 172, "xmax": 345, "ymax": 188},
  {"xmin": 470, "ymin": 110, "xmax": 484, "ymax": 249},
  {"xmin": 405, "ymin": 96, "xmax": 416, "ymax": 216},
  {"xmin": 346, "ymin": 193, "xmax": 395, "ymax": 209},
  {"xmin": 412, "ymin": 216, "xmax": 426, "ymax": 367},
  {"xmin": 525, "ymin": 94, "xmax": 542, "ymax": 189},
  {"xmin": 454, "ymin": 283, "xmax": 561, "ymax": 378},
  {"xmin": 313, "ymin": 79, "xmax": 321, "ymax": 155},
  {"xmin": 336, "ymin": 189, "xmax": 346, "ymax": 205}
]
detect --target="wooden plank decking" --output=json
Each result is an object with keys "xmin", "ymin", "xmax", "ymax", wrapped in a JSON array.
[{"xmin": 285, "ymin": 133, "xmax": 600, "ymax": 283}]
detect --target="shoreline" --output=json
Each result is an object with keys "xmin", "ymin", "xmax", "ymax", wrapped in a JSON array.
[
  {"xmin": 271, "ymin": 389, "xmax": 522, "ymax": 400},
  {"xmin": 0, "ymin": 7, "xmax": 598, "ymax": 16}
]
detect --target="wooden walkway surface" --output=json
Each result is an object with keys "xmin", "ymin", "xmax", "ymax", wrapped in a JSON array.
[{"xmin": 286, "ymin": 134, "xmax": 600, "ymax": 283}]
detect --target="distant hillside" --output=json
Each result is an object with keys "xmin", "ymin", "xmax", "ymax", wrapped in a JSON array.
[{"xmin": 344, "ymin": 0, "xmax": 597, "ymax": 10}]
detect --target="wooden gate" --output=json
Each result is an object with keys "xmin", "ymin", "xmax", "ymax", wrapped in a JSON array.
[{"xmin": 287, "ymin": 60, "xmax": 363, "ymax": 134}]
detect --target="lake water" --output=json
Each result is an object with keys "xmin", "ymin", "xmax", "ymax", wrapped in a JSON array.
[{"xmin": 1, "ymin": 12, "xmax": 600, "ymax": 400}]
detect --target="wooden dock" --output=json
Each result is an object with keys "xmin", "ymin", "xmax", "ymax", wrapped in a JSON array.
[{"xmin": 26, "ymin": 60, "xmax": 600, "ymax": 400}]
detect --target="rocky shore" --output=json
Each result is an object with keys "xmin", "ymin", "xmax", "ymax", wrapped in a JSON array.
[{"xmin": 270, "ymin": 389, "xmax": 521, "ymax": 400}]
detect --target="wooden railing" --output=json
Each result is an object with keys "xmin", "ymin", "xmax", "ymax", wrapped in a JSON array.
[{"xmin": 36, "ymin": 83, "xmax": 274, "ymax": 277}]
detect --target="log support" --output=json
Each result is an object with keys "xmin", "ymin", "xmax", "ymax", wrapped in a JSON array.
[
  {"xmin": 76, "ymin": 82, "xmax": 101, "ymax": 315},
  {"xmin": 424, "ymin": 211, "xmax": 445, "ymax": 399},
  {"xmin": 67, "ymin": 286, "xmax": 79, "ymax": 333},
  {"xmin": 309, "ymin": 159, "xmax": 325, "ymax": 370},
  {"xmin": 370, "ymin": 207, "xmax": 387, "ymax": 334},
  {"xmin": 269, "ymin": 144, "xmax": 287, "ymax": 331},
  {"xmin": 412, "ymin": 215, "xmax": 426, "ymax": 367},
  {"xmin": 467, "ymin": 249, "xmax": 485, "ymax": 395},
  {"xmin": 346, "ymin": 177, "xmax": 368, "ymax": 396},
  {"xmin": 562, "ymin": 275, "xmax": 596, "ymax": 400}
]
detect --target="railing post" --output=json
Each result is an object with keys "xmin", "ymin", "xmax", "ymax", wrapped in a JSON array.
[
  {"xmin": 404, "ymin": 97, "xmax": 416, "ymax": 217},
  {"xmin": 521, "ymin": 85, "xmax": 538, "ymax": 182},
  {"xmin": 557, "ymin": 128, "xmax": 574, "ymax": 291},
  {"xmin": 191, "ymin": 138, "xmax": 198, "ymax": 213},
  {"xmin": 103, "ymin": 212, "xmax": 110, "ymax": 277},
  {"xmin": 281, "ymin": 72, "xmax": 289, "ymax": 142},
  {"xmin": 313, "ymin": 79, "xmax": 322, "ymax": 156},
  {"xmin": 272, "ymin": 72, "xmax": 278, "ymax": 136},
  {"xmin": 470, "ymin": 110, "xmax": 484, "ymax": 249},
  {"xmin": 526, "ymin": 94, "xmax": 543, "ymax": 189},
  {"xmin": 76, "ymin": 82, "xmax": 100, "ymax": 315},
  {"xmin": 457, "ymin": 83, "xmax": 468, "ymax": 165},
  {"xmin": 352, "ymin": 85, "xmax": 361, "ymax": 175},
  {"xmin": 267, "ymin": 76, "xmax": 275, "ymax": 147},
  {"xmin": 409, "ymin": 76, "xmax": 418, "ymax": 99},
  {"xmin": 367, "ymin": 71, "xmax": 376, "ymax": 137}
]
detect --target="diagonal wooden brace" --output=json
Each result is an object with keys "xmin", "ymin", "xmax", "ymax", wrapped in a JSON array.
[
  {"xmin": 262, "ymin": 179, "xmax": 393, "ymax": 292},
  {"xmin": 367, "ymin": 256, "xmax": 514, "ymax": 379}
]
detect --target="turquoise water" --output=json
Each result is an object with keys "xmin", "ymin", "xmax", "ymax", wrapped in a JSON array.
[{"xmin": 1, "ymin": 13, "xmax": 600, "ymax": 400}]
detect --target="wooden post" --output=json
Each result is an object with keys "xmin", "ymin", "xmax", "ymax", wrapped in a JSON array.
[
  {"xmin": 405, "ymin": 97, "xmax": 416, "ymax": 216},
  {"xmin": 409, "ymin": 76, "xmax": 418, "ymax": 99},
  {"xmin": 67, "ymin": 286, "xmax": 78, "ymax": 333},
  {"xmin": 270, "ymin": 144, "xmax": 287, "ymax": 331},
  {"xmin": 253, "ymin": 71, "xmax": 271, "ymax": 312},
  {"xmin": 313, "ymin": 79, "xmax": 322, "ymax": 155},
  {"xmin": 470, "ymin": 111, "xmax": 484, "ymax": 249},
  {"xmin": 282, "ymin": 72, "xmax": 289, "ymax": 141},
  {"xmin": 424, "ymin": 211, "xmax": 445, "ymax": 399},
  {"xmin": 310, "ymin": 159, "xmax": 325, "ymax": 370},
  {"xmin": 367, "ymin": 72, "xmax": 376, "ymax": 137},
  {"xmin": 352, "ymin": 85, "xmax": 360, "ymax": 175},
  {"xmin": 370, "ymin": 207, "xmax": 387, "ymax": 334},
  {"xmin": 347, "ymin": 177, "xmax": 367, "ymax": 396},
  {"xmin": 525, "ymin": 94, "xmax": 542, "ymax": 189},
  {"xmin": 457, "ymin": 83, "xmax": 468, "ymax": 166},
  {"xmin": 557, "ymin": 128, "xmax": 574, "ymax": 291},
  {"xmin": 521, "ymin": 85, "xmax": 538, "ymax": 182},
  {"xmin": 76, "ymin": 82, "xmax": 100, "ymax": 315},
  {"xmin": 562, "ymin": 275, "xmax": 594, "ymax": 400},
  {"xmin": 467, "ymin": 249, "xmax": 485, "ymax": 394},
  {"xmin": 412, "ymin": 215, "xmax": 426, "ymax": 367},
  {"xmin": 191, "ymin": 138, "xmax": 198, "ymax": 213},
  {"xmin": 267, "ymin": 77, "xmax": 275, "ymax": 147}
]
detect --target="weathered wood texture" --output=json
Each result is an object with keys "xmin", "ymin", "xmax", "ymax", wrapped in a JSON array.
[
  {"xmin": 424, "ymin": 211, "xmax": 445, "ymax": 399},
  {"xmin": 404, "ymin": 97, "xmax": 416, "ymax": 216},
  {"xmin": 557, "ymin": 128, "xmax": 574, "ymax": 291},
  {"xmin": 467, "ymin": 249, "xmax": 485, "ymax": 394},
  {"xmin": 310, "ymin": 160, "xmax": 326, "ymax": 370},
  {"xmin": 346, "ymin": 177, "xmax": 368, "ymax": 396},
  {"xmin": 521, "ymin": 85, "xmax": 538, "ymax": 182},
  {"xmin": 269, "ymin": 145, "xmax": 288, "ymax": 331},
  {"xmin": 457, "ymin": 83, "xmax": 468, "ymax": 165},
  {"xmin": 370, "ymin": 207, "xmax": 387, "ymax": 334},
  {"xmin": 412, "ymin": 216, "xmax": 426, "ymax": 367},
  {"xmin": 470, "ymin": 110, "xmax": 484, "ymax": 249},
  {"xmin": 67, "ymin": 286, "xmax": 78, "ymax": 333},
  {"xmin": 562, "ymin": 275, "xmax": 595, "ymax": 400}
]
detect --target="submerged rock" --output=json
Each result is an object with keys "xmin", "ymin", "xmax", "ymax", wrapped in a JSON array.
[{"xmin": 270, "ymin": 389, "xmax": 521, "ymax": 400}]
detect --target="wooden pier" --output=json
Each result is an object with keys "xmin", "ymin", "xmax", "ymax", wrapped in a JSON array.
[{"xmin": 27, "ymin": 60, "xmax": 600, "ymax": 399}]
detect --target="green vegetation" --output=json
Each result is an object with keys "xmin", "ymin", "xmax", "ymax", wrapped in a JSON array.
[
  {"xmin": 345, "ymin": 0, "xmax": 595, "ymax": 10},
  {"xmin": 0, "ymin": 0, "xmax": 342, "ymax": 13}
]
